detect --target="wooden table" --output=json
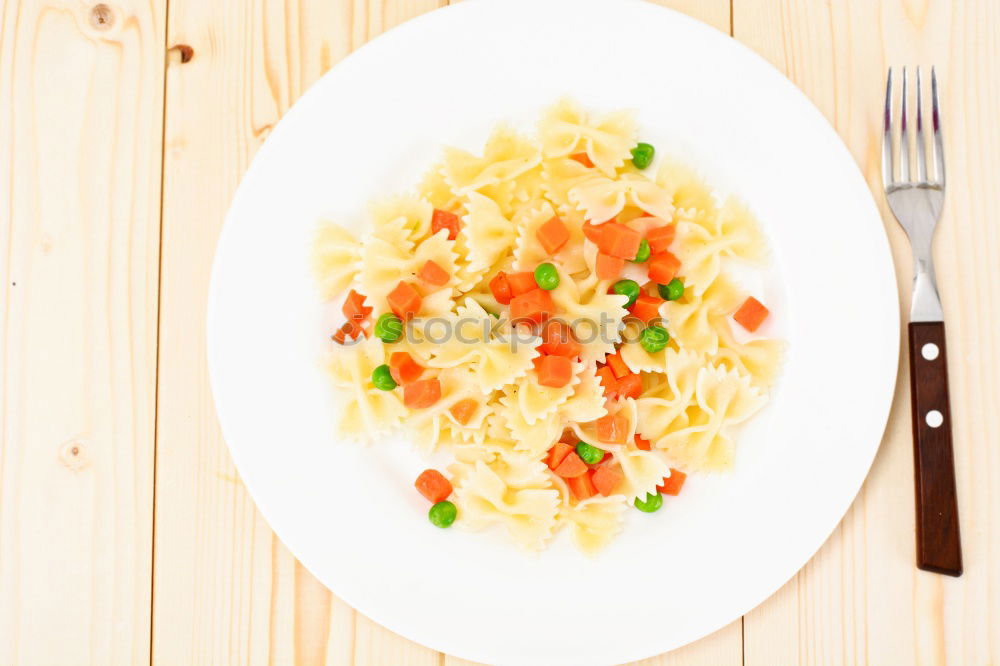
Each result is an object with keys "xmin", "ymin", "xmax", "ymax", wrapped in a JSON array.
[{"xmin": 2, "ymin": 0, "xmax": 998, "ymax": 664}]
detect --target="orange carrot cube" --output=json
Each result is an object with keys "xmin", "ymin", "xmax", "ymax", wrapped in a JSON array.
[
  {"xmin": 657, "ymin": 468, "xmax": 687, "ymax": 496},
  {"xmin": 733, "ymin": 296, "xmax": 770, "ymax": 333},
  {"xmin": 645, "ymin": 225, "xmax": 676, "ymax": 254},
  {"xmin": 387, "ymin": 281, "xmax": 422, "ymax": 320},
  {"xmin": 537, "ymin": 216, "xmax": 570, "ymax": 255},
  {"xmin": 510, "ymin": 288, "xmax": 554, "ymax": 324},
  {"xmin": 630, "ymin": 295, "xmax": 664, "ymax": 324},
  {"xmin": 592, "ymin": 465, "xmax": 624, "ymax": 496},
  {"xmin": 534, "ymin": 355, "xmax": 573, "ymax": 388},
  {"xmin": 389, "ymin": 352, "xmax": 423, "ymax": 385},
  {"xmin": 596, "ymin": 222, "xmax": 642, "ymax": 259},
  {"xmin": 417, "ymin": 260, "xmax": 450, "ymax": 287},
  {"xmin": 431, "ymin": 209, "xmax": 461, "ymax": 240},
  {"xmin": 595, "ymin": 252, "xmax": 625, "ymax": 280},
  {"xmin": 403, "ymin": 378, "xmax": 442, "ymax": 409},
  {"xmin": 415, "ymin": 469, "xmax": 452, "ymax": 503}
]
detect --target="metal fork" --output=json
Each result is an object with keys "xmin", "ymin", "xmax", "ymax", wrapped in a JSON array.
[{"xmin": 882, "ymin": 66, "xmax": 962, "ymax": 576}]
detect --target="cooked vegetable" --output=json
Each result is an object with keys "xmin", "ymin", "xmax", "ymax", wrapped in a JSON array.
[
  {"xmin": 630, "ymin": 295, "xmax": 665, "ymax": 324},
  {"xmin": 537, "ymin": 216, "xmax": 570, "ymax": 254},
  {"xmin": 632, "ymin": 238, "xmax": 651, "ymax": 263},
  {"xmin": 596, "ymin": 222, "xmax": 642, "ymax": 260},
  {"xmin": 342, "ymin": 289, "xmax": 373, "ymax": 322},
  {"xmin": 633, "ymin": 434, "xmax": 652, "ymax": 451},
  {"xmin": 612, "ymin": 279, "xmax": 641, "ymax": 308},
  {"xmin": 604, "ymin": 351, "xmax": 630, "ymax": 379},
  {"xmin": 640, "ymin": 325, "xmax": 670, "ymax": 353},
  {"xmin": 631, "ymin": 142, "xmax": 655, "ymax": 169},
  {"xmin": 449, "ymin": 398, "xmax": 478, "ymax": 425},
  {"xmin": 596, "ymin": 366, "xmax": 618, "ymax": 397},
  {"xmin": 634, "ymin": 492, "xmax": 663, "ymax": 512},
  {"xmin": 595, "ymin": 252, "xmax": 625, "ymax": 280},
  {"xmin": 733, "ymin": 296, "xmax": 770, "ymax": 332},
  {"xmin": 568, "ymin": 473, "xmax": 597, "ymax": 501},
  {"xmin": 658, "ymin": 278, "xmax": 684, "ymax": 301},
  {"xmin": 592, "ymin": 465, "xmax": 624, "ymax": 496},
  {"xmin": 415, "ymin": 469, "xmax": 453, "ymax": 503},
  {"xmin": 553, "ymin": 451, "xmax": 588, "ymax": 478},
  {"xmin": 403, "ymin": 378, "xmax": 442, "ymax": 408},
  {"xmin": 569, "ymin": 152, "xmax": 595, "ymax": 168},
  {"xmin": 533, "ymin": 262, "xmax": 560, "ymax": 290},
  {"xmin": 506, "ymin": 271, "xmax": 539, "ymax": 296},
  {"xmin": 576, "ymin": 441, "xmax": 604, "ymax": 465},
  {"xmin": 387, "ymin": 281, "xmax": 422, "ymax": 320},
  {"xmin": 539, "ymin": 320, "xmax": 582, "ymax": 357},
  {"xmin": 582, "ymin": 221, "xmax": 605, "ymax": 244},
  {"xmin": 489, "ymin": 271, "xmax": 513, "ymax": 305},
  {"xmin": 534, "ymin": 354, "xmax": 573, "ymax": 388},
  {"xmin": 428, "ymin": 500, "xmax": 457, "ymax": 527},
  {"xmin": 331, "ymin": 320, "xmax": 365, "ymax": 345},
  {"xmin": 547, "ymin": 442, "xmax": 575, "ymax": 470},
  {"xmin": 509, "ymin": 288, "xmax": 554, "ymax": 323},
  {"xmin": 647, "ymin": 251, "xmax": 681, "ymax": 284},
  {"xmin": 431, "ymin": 208, "xmax": 461, "ymax": 240},
  {"xmin": 388, "ymin": 351, "xmax": 423, "ymax": 385},
  {"xmin": 371, "ymin": 364, "xmax": 397, "ymax": 391},
  {"xmin": 645, "ymin": 224, "xmax": 676, "ymax": 254},
  {"xmin": 596, "ymin": 413, "xmax": 628, "ymax": 444},
  {"xmin": 418, "ymin": 259, "xmax": 450, "ymax": 287},
  {"xmin": 657, "ymin": 468, "xmax": 687, "ymax": 496},
  {"xmin": 615, "ymin": 372, "xmax": 642, "ymax": 399},
  {"xmin": 374, "ymin": 312, "xmax": 403, "ymax": 342}
]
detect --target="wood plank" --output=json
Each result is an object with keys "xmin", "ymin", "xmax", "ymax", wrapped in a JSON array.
[
  {"xmin": 735, "ymin": 1, "xmax": 1000, "ymax": 664},
  {"xmin": 0, "ymin": 1, "xmax": 165, "ymax": 664},
  {"xmin": 152, "ymin": 1, "xmax": 445, "ymax": 665}
]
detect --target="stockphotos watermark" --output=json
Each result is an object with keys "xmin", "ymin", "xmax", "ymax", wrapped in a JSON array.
[{"xmin": 338, "ymin": 313, "xmax": 666, "ymax": 347}]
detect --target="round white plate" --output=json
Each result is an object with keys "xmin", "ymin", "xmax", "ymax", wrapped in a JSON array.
[{"xmin": 207, "ymin": 0, "xmax": 899, "ymax": 663}]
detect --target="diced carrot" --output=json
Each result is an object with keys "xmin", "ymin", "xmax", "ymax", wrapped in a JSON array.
[
  {"xmin": 417, "ymin": 260, "xmax": 450, "ymax": 287},
  {"xmin": 403, "ymin": 378, "xmax": 442, "ymax": 409},
  {"xmin": 657, "ymin": 468, "xmax": 687, "ymax": 496},
  {"xmin": 489, "ymin": 271, "xmax": 513, "ymax": 305},
  {"xmin": 510, "ymin": 288, "xmax": 554, "ymax": 324},
  {"xmin": 648, "ymin": 251, "xmax": 681, "ymax": 284},
  {"xmin": 539, "ymin": 320, "xmax": 582, "ymax": 358},
  {"xmin": 596, "ymin": 366, "xmax": 618, "ymax": 397},
  {"xmin": 568, "ymin": 472, "xmax": 598, "ymax": 501},
  {"xmin": 595, "ymin": 252, "xmax": 625, "ymax": 280},
  {"xmin": 733, "ymin": 296, "xmax": 770, "ymax": 333},
  {"xmin": 645, "ymin": 224, "xmax": 676, "ymax": 254},
  {"xmin": 569, "ymin": 152, "xmax": 595, "ymax": 168},
  {"xmin": 630, "ymin": 295, "xmax": 664, "ymax": 324},
  {"xmin": 582, "ymin": 222, "xmax": 606, "ymax": 244},
  {"xmin": 616, "ymin": 373, "xmax": 642, "ymax": 400},
  {"xmin": 536, "ymin": 215, "xmax": 570, "ymax": 255},
  {"xmin": 547, "ymin": 442, "xmax": 575, "ymax": 471},
  {"xmin": 332, "ymin": 319, "xmax": 365, "ymax": 345},
  {"xmin": 449, "ymin": 398, "xmax": 479, "ymax": 425},
  {"xmin": 592, "ymin": 465, "xmax": 624, "ymax": 497},
  {"xmin": 431, "ymin": 208, "xmax": 461, "ymax": 240},
  {"xmin": 389, "ymin": 352, "xmax": 423, "ymax": 385},
  {"xmin": 387, "ymin": 281, "xmax": 422, "ymax": 320},
  {"xmin": 507, "ymin": 271, "xmax": 539, "ymax": 296},
  {"xmin": 414, "ymin": 469, "xmax": 452, "ymax": 503},
  {"xmin": 596, "ymin": 413, "xmax": 629, "ymax": 444},
  {"xmin": 342, "ymin": 289, "xmax": 373, "ymax": 322},
  {"xmin": 554, "ymin": 451, "xmax": 588, "ymax": 478},
  {"xmin": 634, "ymin": 434, "xmax": 652, "ymax": 451},
  {"xmin": 596, "ymin": 222, "xmax": 642, "ymax": 259},
  {"xmin": 605, "ymin": 352, "xmax": 630, "ymax": 379},
  {"xmin": 535, "ymin": 355, "xmax": 573, "ymax": 388}
]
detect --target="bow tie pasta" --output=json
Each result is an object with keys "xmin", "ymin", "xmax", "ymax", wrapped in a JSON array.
[{"xmin": 313, "ymin": 101, "xmax": 784, "ymax": 553}]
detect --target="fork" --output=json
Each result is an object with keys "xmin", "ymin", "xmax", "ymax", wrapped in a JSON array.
[{"xmin": 882, "ymin": 66, "xmax": 962, "ymax": 576}]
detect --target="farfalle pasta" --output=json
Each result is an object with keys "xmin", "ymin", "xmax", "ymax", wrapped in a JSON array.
[{"xmin": 313, "ymin": 101, "xmax": 784, "ymax": 554}]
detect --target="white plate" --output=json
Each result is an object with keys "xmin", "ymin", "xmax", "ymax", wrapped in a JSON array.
[{"xmin": 207, "ymin": 0, "xmax": 899, "ymax": 663}]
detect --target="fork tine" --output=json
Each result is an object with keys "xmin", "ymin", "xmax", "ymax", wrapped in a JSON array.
[
  {"xmin": 931, "ymin": 66, "xmax": 946, "ymax": 184},
  {"xmin": 916, "ymin": 67, "xmax": 927, "ymax": 182},
  {"xmin": 899, "ymin": 67, "xmax": 910, "ymax": 182},
  {"xmin": 882, "ymin": 68, "xmax": 894, "ymax": 187}
]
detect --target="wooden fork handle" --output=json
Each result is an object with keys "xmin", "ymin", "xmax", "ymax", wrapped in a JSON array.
[{"xmin": 908, "ymin": 321, "xmax": 962, "ymax": 576}]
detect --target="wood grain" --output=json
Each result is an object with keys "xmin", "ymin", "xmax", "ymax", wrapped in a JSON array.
[
  {"xmin": 735, "ymin": 0, "xmax": 1000, "ymax": 663},
  {"xmin": 0, "ymin": 1, "xmax": 165, "ymax": 664}
]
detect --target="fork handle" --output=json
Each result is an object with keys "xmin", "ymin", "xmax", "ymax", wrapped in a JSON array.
[{"xmin": 908, "ymin": 321, "xmax": 962, "ymax": 576}]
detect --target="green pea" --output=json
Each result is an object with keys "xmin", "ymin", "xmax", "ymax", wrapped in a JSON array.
[
  {"xmin": 374, "ymin": 312, "xmax": 403, "ymax": 342},
  {"xmin": 371, "ymin": 364, "xmax": 397, "ymax": 391},
  {"xmin": 631, "ymin": 142, "xmax": 655, "ymax": 170},
  {"xmin": 534, "ymin": 262, "xmax": 560, "ymax": 290},
  {"xmin": 489, "ymin": 310, "xmax": 500, "ymax": 319},
  {"xmin": 634, "ymin": 492, "xmax": 663, "ymax": 513},
  {"xmin": 632, "ymin": 238, "xmax": 651, "ymax": 263},
  {"xmin": 428, "ymin": 500, "xmax": 457, "ymax": 528},
  {"xmin": 612, "ymin": 279, "xmax": 641, "ymax": 308},
  {"xmin": 657, "ymin": 278, "xmax": 684, "ymax": 301},
  {"xmin": 576, "ymin": 441, "xmax": 605, "ymax": 465},
  {"xmin": 640, "ymin": 325, "xmax": 670, "ymax": 354}
]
